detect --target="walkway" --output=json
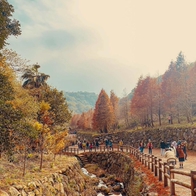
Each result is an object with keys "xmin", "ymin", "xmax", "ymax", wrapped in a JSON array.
[{"xmin": 145, "ymin": 148, "xmax": 196, "ymax": 196}]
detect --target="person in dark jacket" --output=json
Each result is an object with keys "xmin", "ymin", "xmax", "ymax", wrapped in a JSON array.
[{"xmin": 160, "ymin": 140, "xmax": 166, "ymax": 156}]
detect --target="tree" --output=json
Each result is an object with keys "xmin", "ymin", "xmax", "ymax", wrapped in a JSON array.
[
  {"xmin": 21, "ymin": 64, "xmax": 50, "ymax": 89},
  {"xmin": 0, "ymin": 71, "xmax": 23, "ymax": 158},
  {"xmin": 0, "ymin": 0, "xmax": 21, "ymax": 49},
  {"xmin": 92, "ymin": 89, "xmax": 114, "ymax": 133},
  {"xmin": 46, "ymin": 128, "xmax": 68, "ymax": 160},
  {"xmin": 39, "ymin": 86, "xmax": 72, "ymax": 127},
  {"xmin": 2, "ymin": 48, "xmax": 29, "ymax": 76},
  {"xmin": 119, "ymin": 89, "xmax": 131, "ymax": 128},
  {"xmin": 130, "ymin": 76, "xmax": 148, "ymax": 126},
  {"xmin": 161, "ymin": 52, "xmax": 190, "ymax": 124},
  {"xmin": 110, "ymin": 90, "xmax": 119, "ymax": 130},
  {"xmin": 35, "ymin": 101, "xmax": 53, "ymax": 170}
]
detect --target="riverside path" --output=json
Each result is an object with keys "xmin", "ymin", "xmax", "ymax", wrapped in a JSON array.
[{"xmin": 144, "ymin": 148, "xmax": 196, "ymax": 196}]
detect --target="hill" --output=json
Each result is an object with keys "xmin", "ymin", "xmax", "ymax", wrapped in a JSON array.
[{"xmin": 64, "ymin": 91, "xmax": 98, "ymax": 114}]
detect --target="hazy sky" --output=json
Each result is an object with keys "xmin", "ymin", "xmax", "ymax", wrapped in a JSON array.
[{"xmin": 7, "ymin": 0, "xmax": 196, "ymax": 97}]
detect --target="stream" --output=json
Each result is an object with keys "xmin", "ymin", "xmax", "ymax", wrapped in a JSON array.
[{"xmin": 81, "ymin": 168, "xmax": 124, "ymax": 196}]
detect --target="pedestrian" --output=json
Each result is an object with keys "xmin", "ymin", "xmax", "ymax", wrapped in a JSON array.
[
  {"xmin": 171, "ymin": 140, "xmax": 177, "ymax": 150},
  {"xmin": 105, "ymin": 139, "xmax": 109, "ymax": 149},
  {"xmin": 168, "ymin": 115, "xmax": 171, "ymax": 124},
  {"xmin": 109, "ymin": 140, "xmax": 113, "ymax": 150},
  {"xmin": 177, "ymin": 139, "xmax": 182, "ymax": 146},
  {"xmin": 160, "ymin": 140, "xmax": 166, "ymax": 156},
  {"xmin": 139, "ymin": 140, "xmax": 145, "ymax": 153},
  {"xmin": 89, "ymin": 143, "xmax": 93, "ymax": 151},
  {"xmin": 95, "ymin": 140, "xmax": 99, "ymax": 149},
  {"xmin": 181, "ymin": 141, "xmax": 187, "ymax": 160},
  {"xmin": 119, "ymin": 139, "xmax": 123, "ymax": 151},
  {"xmin": 147, "ymin": 140, "xmax": 153, "ymax": 154},
  {"xmin": 176, "ymin": 144, "xmax": 185, "ymax": 169}
]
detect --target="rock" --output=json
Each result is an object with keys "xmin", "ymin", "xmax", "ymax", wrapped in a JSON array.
[
  {"xmin": 0, "ymin": 190, "xmax": 9, "ymax": 196},
  {"xmin": 27, "ymin": 182, "xmax": 37, "ymax": 191},
  {"xmin": 112, "ymin": 184, "xmax": 121, "ymax": 192},
  {"xmin": 9, "ymin": 187, "xmax": 21, "ymax": 196},
  {"xmin": 98, "ymin": 186, "xmax": 111, "ymax": 194},
  {"xmin": 27, "ymin": 192, "xmax": 35, "ymax": 196},
  {"xmin": 21, "ymin": 190, "xmax": 27, "ymax": 196}
]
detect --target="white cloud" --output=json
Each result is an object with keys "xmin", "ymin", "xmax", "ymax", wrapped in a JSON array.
[{"xmin": 8, "ymin": 0, "xmax": 196, "ymax": 97}]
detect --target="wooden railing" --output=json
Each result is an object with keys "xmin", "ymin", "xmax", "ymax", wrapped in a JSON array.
[{"xmin": 64, "ymin": 144, "xmax": 196, "ymax": 196}]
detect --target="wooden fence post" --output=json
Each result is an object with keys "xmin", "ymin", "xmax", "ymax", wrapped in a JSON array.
[
  {"xmin": 148, "ymin": 155, "xmax": 151, "ymax": 170},
  {"xmin": 137, "ymin": 151, "xmax": 140, "ymax": 160},
  {"xmin": 126, "ymin": 145, "xmax": 128, "ymax": 152},
  {"xmin": 191, "ymin": 170, "xmax": 196, "ymax": 196},
  {"xmin": 151, "ymin": 155, "xmax": 154, "ymax": 172},
  {"xmin": 142, "ymin": 153, "xmax": 144, "ymax": 164},
  {"xmin": 163, "ymin": 162, "xmax": 168, "ymax": 187},
  {"xmin": 159, "ymin": 158, "xmax": 162, "ymax": 181},
  {"xmin": 140, "ymin": 153, "xmax": 142, "ymax": 162},
  {"xmin": 155, "ymin": 157, "xmax": 158, "ymax": 176},
  {"xmin": 170, "ymin": 165, "xmax": 175, "ymax": 196},
  {"xmin": 144, "ymin": 154, "xmax": 147, "ymax": 167}
]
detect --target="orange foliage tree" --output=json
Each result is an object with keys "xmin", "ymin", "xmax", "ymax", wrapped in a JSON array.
[
  {"xmin": 131, "ymin": 76, "xmax": 159, "ymax": 127},
  {"xmin": 92, "ymin": 89, "xmax": 114, "ymax": 133},
  {"xmin": 110, "ymin": 90, "xmax": 119, "ymax": 130}
]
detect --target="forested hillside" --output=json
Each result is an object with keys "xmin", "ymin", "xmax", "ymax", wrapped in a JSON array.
[{"xmin": 64, "ymin": 91, "xmax": 98, "ymax": 114}]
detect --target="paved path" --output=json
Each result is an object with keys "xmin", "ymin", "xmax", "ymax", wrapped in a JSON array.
[{"xmin": 146, "ymin": 148, "xmax": 196, "ymax": 196}]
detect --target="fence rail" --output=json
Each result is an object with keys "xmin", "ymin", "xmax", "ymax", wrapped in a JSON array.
[{"xmin": 64, "ymin": 144, "xmax": 196, "ymax": 196}]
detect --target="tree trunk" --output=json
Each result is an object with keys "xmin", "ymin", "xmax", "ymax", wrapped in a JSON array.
[
  {"xmin": 40, "ymin": 134, "xmax": 44, "ymax": 171},
  {"xmin": 23, "ymin": 146, "xmax": 27, "ymax": 176}
]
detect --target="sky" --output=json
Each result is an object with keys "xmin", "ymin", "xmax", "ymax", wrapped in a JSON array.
[{"xmin": 7, "ymin": 0, "xmax": 196, "ymax": 97}]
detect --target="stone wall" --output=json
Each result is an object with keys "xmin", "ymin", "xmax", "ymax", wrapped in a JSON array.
[
  {"xmin": 80, "ymin": 151, "xmax": 135, "ymax": 195},
  {"xmin": 0, "ymin": 161, "xmax": 97, "ymax": 196},
  {"xmin": 77, "ymin": 128, "xmax": 196, "ymax": 150},
  {"xmin": 0, "ymin": 152, "xmax": 137, "ymax": 196}
]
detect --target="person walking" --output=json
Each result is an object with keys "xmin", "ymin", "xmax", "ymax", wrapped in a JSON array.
[
  {"xmin": 181, "ymin": 141, "xmax": 187, "ymax": 160},
  {"xmin": 160, "ymin": 140, "xmax": 166, "ymax": 156},
  {"xmin": 139, "ymin": 140, "xmax": 145, "ymax": 153},
  {"xmin": 147, "ymin": 140, "xmax": 153, "ymax": 154},
  {"xmin": 176, "ymin": 144, "xmax": 185, "ymax": 169},
  {"xmin": 119, "ymin": 139, "xmax": 123, "ymax": 152}
]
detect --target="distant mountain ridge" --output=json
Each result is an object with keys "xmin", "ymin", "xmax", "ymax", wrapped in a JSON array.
[
  {"xmin": 64, "ymin": 91, "xmax": 98, "ymax": 114},
  {"xmin": 64, "ymin": 90, "xmax": 134, "ymax": 114}
]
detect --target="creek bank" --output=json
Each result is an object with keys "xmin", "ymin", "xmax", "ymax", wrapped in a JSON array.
[
  {"xmin": 82, "ymin": 166, "xmax": 125, "ymax": 196},
  {"xmin": 77, "ymin": 151, "xmax": 137, "ymax": 195}
]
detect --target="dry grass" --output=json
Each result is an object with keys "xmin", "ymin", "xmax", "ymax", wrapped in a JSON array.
[{"xmin": 0, "ymin": 152, "xmax": 77, "ymax": 192}]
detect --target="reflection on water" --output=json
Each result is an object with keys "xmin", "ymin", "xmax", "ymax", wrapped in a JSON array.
[{"xmin": 81, "ymin": 168, "xmax": 123, "ymax": 196}]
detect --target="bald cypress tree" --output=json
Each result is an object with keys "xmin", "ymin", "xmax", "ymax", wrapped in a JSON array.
[{"xmin": 92, "ymin": 89, "xmax": 114, "ymax": 133}]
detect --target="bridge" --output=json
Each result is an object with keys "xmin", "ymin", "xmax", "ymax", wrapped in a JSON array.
[{"xmin": 64, "ymin": 144, "xmax": 196, "ymax": 196}]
